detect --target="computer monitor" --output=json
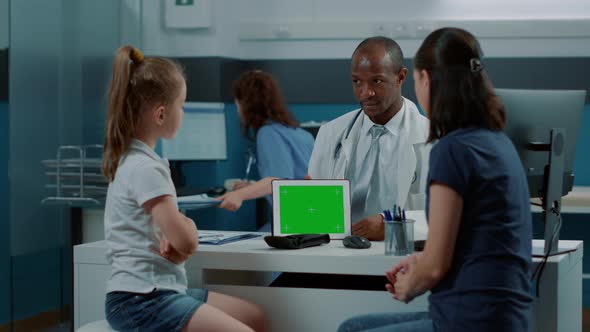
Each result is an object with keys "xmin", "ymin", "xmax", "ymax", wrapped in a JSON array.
[
  {"xmin": 158, "ymin": 102, "xmax": 227, "ymax": 194},
  {"xmin": 160, "ymin": 102, "xmax": 227, "ymax": 161},
  {"xmin": 498, "ymin": 88, "xmax": 586, "ymax": 254},
  {"xmin": 497, "ymin": 88, "xmax": 586, "ymax": 198}
]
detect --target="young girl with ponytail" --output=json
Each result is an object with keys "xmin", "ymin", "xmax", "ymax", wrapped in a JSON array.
[{"xmin": 102, "ymin": 45, "xmax": 267, "ymax": 332}]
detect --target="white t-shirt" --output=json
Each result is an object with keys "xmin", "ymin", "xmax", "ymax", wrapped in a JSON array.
[
  {"xmin": 104, "ymin": 139, "xmax": 187, "ymax": 294},
  {"xmin": 349, "ymin": 103, "xmax": 404, "ymax": 222}
]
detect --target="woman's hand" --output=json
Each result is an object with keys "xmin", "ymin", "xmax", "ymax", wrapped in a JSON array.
[
  {"xmin": 232, "ymin": 180, "xmax": 251, "ymax": 191},
  {"xmin": 385, "ymin": 253, "xmax": 421, "ymax": 303},
  {"xmin": 217, "ymin": 191, "xmax": 245, "ymax": 211},
  {"xmin": 385, "ymin": 253, "xmax": 415, "ymax": 286}
]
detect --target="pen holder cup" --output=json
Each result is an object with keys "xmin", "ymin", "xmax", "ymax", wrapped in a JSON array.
[{"xmin": 384, "ymin": 219, "xmax": 415, "ymax": 256}]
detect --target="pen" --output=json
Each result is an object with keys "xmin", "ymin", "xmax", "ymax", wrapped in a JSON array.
[
  {"xmin": 383, "ymin": 209, "xmax": 392, "ymax": 222},
  {"xmin": 398, "ymin": 207, "xmax": 408, "ymax": 254},
  {"xmin": 383, "ymin": 210, "xmax": 393, "ymax": 253}
]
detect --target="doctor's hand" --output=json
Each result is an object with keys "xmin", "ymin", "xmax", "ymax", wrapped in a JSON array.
[
  {"xmin": 217, "ymin": 191, "xmax": 245, "ymax": 212},
  {"xmin": 352, "ymin": 214, "xmax": 385, "ymax": 240}
]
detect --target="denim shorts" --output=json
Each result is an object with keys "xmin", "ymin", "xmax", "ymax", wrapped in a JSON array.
[{"xmin": 105, "ymin": 288, "xmax": 209, "ymax": 332}]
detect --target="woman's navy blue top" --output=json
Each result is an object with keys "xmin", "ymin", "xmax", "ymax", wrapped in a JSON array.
[{"xmin": 426, "ymin": 128, "xmax": 533, "ymax": 332}]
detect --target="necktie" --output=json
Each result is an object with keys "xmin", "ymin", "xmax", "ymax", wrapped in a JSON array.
[{"xmin": 364, "ymin": 125, "xmax": 387, "ymax": 215}]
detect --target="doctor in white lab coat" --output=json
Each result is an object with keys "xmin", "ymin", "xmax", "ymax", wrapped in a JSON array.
[{"xmin": 308, "ymin": 36, "xmax": 430, "ymax": 240}]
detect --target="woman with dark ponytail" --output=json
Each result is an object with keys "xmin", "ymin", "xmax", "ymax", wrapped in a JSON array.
[
  {"xmin": 339, "ymin": 28, "xmax": 532, "ymax": 332},
  {"xmin": 103, "ymin": 46, "xmax": 267, "ymax": 332}
]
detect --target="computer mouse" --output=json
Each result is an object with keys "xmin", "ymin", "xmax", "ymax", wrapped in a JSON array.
[
  {"xmin": 343, "ymin": 235, "xmax": 371, "ymax": 249},
  {"xmin": 207, "ymin": 186, "xmax": 226, "ymax": 197}
]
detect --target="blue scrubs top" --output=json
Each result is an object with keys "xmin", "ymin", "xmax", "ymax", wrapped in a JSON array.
[
  {"xmin": 256, "ymin": 122, "xmax": 315, "ymax": 182},
  {"xmin": 426, "ymin": 128, "xmax": 533, "ymax": 332}
]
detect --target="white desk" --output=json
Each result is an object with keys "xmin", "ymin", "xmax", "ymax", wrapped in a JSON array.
[
  {"xmin": 79, "ymin": 201, "xmax": 216, "ymax": 244},
  {"xmin": 74, "ymin": 234, "xmax": 583, "ymax": 332}
]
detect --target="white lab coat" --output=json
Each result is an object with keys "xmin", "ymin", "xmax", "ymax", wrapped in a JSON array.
[{"xmin": 308, "ymin": 97, "xmax": 431, "ymax": 212}]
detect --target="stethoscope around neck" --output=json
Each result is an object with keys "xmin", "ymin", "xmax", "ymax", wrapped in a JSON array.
[
  {"xmin": 244, "ymin": 146, "xmax": 256, "ymax": 179},
  {"xmin": 332, "ymin": 104, "xmax": 418, "ymax": 185},
  {"xmin": 333, "ymin": 99, "xmax": 406, "ymax": 160},
  {"xmin": 333, "ymin": 109, "xmax": 364, "ymax": 160}
]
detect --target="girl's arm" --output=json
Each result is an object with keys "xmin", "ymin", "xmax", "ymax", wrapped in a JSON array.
[
  {"xmin": 392, "ymin": 182, "xmax": 463, "ymax": 301},
  {"xmin": 145, "ymin": 195, "xmax": 198, "ymax": 255},
  {"xmin": 218, "ymin": 177, "xmax": 277, "ymax": 211}
]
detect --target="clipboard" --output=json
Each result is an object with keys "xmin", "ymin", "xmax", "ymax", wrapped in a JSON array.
[{"xmin": 198, "ymin": 232, "xmax": 260, "ymax": 245}]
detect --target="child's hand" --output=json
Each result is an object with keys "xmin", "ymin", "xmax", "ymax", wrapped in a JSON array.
[
  {"xmin": 151, "ymin": 235, "xmax": 191, "ymax": 264},
  {"xmin": 217, "ymin": 192, "xmax": 244, "ymax": 211}
]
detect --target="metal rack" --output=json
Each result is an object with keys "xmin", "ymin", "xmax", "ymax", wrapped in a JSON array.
[{"xmin": 41, "ymin": 145, "xmax": 106, "ymax": 207}]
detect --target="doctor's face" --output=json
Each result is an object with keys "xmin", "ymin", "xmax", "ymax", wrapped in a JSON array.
[{"xmin": 352, "ymin": 46, "xmax": 406, "ymax": 124}]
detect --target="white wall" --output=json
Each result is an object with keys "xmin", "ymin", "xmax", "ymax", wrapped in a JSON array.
[
  {"xmin": 0, "ymin": 0, "xmax": 8, "ymax": 49},
  {"xmin": 140, "ymin": 0, "xmax": 242, "ymax": 57},
  {"xmin": 137, "ymin": 0, "xmax": 590, "ymax": 59}
]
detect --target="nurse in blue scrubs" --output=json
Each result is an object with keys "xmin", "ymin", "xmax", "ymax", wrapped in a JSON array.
[{"xmin": 218, "ymin": 70, "xmax": 314, "ymax": 230}]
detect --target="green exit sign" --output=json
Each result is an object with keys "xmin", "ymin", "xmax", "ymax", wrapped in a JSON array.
[{"xmin": 176, "ymin": 0, "xmax": 194, "ymax": 6}]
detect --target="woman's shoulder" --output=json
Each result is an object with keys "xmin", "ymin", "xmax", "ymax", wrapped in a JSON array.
[
  {"xmin": 443, "ymin": 127, "xmax": 497, "ymax": 141},
  {"xmin": 434, "ymin": 128, "xmax": 510, "ymax": 159},
  {"xmin": 257, "ymin": 122, "xmax": 314, "ymax": 145},
  {"xmin": 257, "ymin": 122, "xmax": 285, "ymax": 137},
  {"xmin": 258, "ymin": 122, "xmax": 305, "ymax": 136},
  {"xmin": 431, "ymin": 129, "xmax": 474, "ymax": 157},
  {"xmin": 453, "ymin": 127, "xmax": 508, "ymax": 143},
  {"xmin": 255, "ymin": 122, "xmax": 286, "ymax": 145}
]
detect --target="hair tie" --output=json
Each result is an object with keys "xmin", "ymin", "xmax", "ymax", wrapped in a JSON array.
[
  {"xmin": 470, "ymin": 58, "xmax": 483, "ymax": 73},
  {"xmin": 130, "ymin": 48, "xmax": 144, "ymax": 64}
]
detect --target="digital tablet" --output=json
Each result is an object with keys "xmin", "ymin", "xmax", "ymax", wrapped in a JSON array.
[{"xmin": 271, "ymin": 179, "xmax": 351, "ymax": 239}]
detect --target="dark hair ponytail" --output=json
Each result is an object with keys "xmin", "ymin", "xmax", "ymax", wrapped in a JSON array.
[{"xmin": 414, "ymin": 28, "xmax": 505, "ymax": 142}]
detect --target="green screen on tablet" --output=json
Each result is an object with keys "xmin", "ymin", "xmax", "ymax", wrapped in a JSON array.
[{"xmin": 271, "ymin": 180, "xmax": 351, "ymax": 239}]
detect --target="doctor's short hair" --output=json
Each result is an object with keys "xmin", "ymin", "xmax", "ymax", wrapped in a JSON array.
[
  {"xmin": 353, "ymin": 36, "xmax": 404, "ymax": 73},
  {"xmin": 414, "ymin": 27, "xmax": 505, "ymax": 142},
  {"xmin": 232, "ymin": 70, "xmax": 298, "ymax": 136}
]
